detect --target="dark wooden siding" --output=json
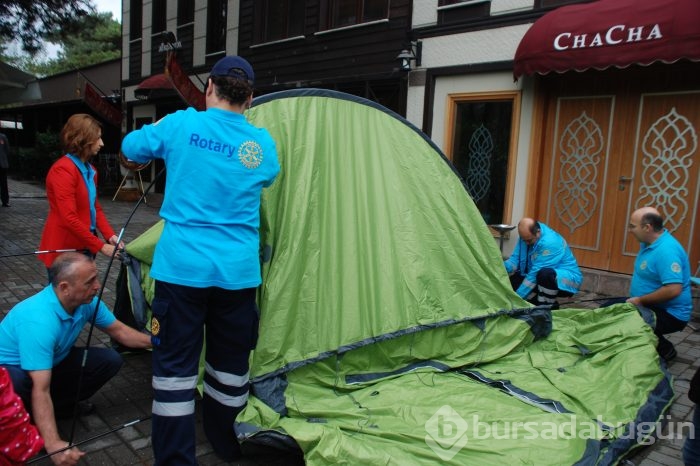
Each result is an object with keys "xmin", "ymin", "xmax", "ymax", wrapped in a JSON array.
[
  {"xmin": 129, "ymin": 40, "xmax": 142, "ymax": 80},
  {"xmin": 239, "ymin": 0, "xmax": 411, "ymax": 92}
]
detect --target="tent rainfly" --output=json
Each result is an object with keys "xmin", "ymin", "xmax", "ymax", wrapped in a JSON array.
[{"xmin": 119, "ymin": 89, "xmax": 673, "ymax": 465}]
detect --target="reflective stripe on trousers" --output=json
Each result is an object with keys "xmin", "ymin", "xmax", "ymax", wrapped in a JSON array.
[{"xmin": 151, "ymin": 281, "xmax": 260, "ymax": 465}]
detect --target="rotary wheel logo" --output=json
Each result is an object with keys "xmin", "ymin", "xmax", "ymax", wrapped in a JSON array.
[
  {"xmin": 238, "ymin": 141, "xmax": 263, "ymax": 169},
  {"xmin": 151, "ymin": 317, "xmax": 160, "ymax": 336}
]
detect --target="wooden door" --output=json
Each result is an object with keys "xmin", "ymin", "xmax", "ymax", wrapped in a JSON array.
[
  {"xmin": 538, "ymin": 90, "xmax": 700, "ymax": 274},
  {"xmin": 614, "ymin": 92, "xmax": 700, "ymax": 272}
]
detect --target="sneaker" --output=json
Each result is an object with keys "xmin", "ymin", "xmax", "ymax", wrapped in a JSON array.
[
  {"xmin": 55, "ymin": 401, "xmax": 96, "ymax": 419},
  {"xmin": 660, "ymin": 346, "xmax": 677, "ymax": 362}
]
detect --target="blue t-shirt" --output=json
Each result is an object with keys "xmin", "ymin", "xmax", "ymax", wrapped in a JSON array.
[
  {"xmin": 121, "ymin": 107, "xmax": 280, "ymax": 290},
  {"xmin": 630, "ymin": 230, "xmax": 692, "ymax": 321},
  {"xmin": 0, "ymin": 286, "xmax": 116, "ymax": 370}
]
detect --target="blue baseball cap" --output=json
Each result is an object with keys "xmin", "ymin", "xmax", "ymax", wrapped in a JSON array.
[{"xmin": 210, "ymin": 56, "xmax": 254, "ymax": 85}]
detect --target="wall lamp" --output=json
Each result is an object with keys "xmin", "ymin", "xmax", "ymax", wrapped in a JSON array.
[
  {"xmin": 397, "ymin": 40, "xmax": 422, "ymax": 71},
  {"xmin": 106, "ymin": 89, "xmax": 121, "ymax": 105}
]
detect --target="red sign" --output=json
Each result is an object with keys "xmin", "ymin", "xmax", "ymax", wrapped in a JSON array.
[
  {"xmin": 166, "ymin": 51, "xmax": 206, "ymax": 110},
  {"xmin": 83, "ymin": 82, "xmax": 122, "ymax": 127}
]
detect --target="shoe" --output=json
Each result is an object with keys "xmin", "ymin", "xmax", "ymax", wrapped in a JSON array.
[
  {"xmin": 55, "ymin": 400, "xmax": 96, "ymax": 419},
  {"xmin": 1, "ymin": 204, "xmax": 8, "ymax": 207},
  {"xmin": 659, "ymin": 346, "xmax": 677, "ymax": 362}
]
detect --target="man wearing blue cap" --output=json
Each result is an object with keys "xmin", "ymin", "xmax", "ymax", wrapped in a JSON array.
[{"xmin": 121, "ymin": 55, "xmax": 280, "ymax": 465}]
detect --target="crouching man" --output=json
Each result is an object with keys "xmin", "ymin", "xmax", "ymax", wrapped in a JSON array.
[
  {"xmin": 504, "ymin": 217, "xmax": 582, "ymax": 308},
  {"xmin": 0, "ymin": 252, "xmax": 152, "ymax": 465}
]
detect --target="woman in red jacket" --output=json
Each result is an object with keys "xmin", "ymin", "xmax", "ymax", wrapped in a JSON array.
[{"xmin": 38, "ymin": 114, "xmax": 123, "ymax": 271}]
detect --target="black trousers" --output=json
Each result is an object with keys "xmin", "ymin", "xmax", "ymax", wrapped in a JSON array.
[
  {"xmin": 0, "ymin": 167, "xmax": 8, "ymax": 206},
  {"xmin": 1, "ymin": 346, "xmax": 123, "ymax": 413},
  {"xmin": 510, "ymin": 267, "xmax": 573, "ymax": 307}
]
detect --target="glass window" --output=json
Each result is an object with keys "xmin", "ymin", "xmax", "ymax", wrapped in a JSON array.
[
  {"xmin": 256, "ymin": 0, "xmax": 306, "ymax": 43},
  {"xmin": 152, "ymin": 0, "xmax": 167, "ymax": 33},
  {"xmin": 327, "ymin": 0, "xmax": 388, "ymax": 29},
  {"xmin": 178, "ymin": 0, "xmax": 194, "ymax": 25},
  {"xmin": 129, "ymin": 0, "xmax": 142, "ymax": 40},
  {"xmin": 206, "ymin": 0, "xmax": 227, "ymax": 54},
  {"xmin": 437, "ymin": 0, "xmax": 490, "ymax": 24},
  {"xmin": 447, "ymin": 94, "xmax": 519, "ymax": 225},
  {"xmin": 536, "ymin": 0, "xmax": 587, "ymax": 8}
]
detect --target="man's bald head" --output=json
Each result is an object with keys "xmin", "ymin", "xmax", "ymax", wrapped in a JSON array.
[
  {"xmin": 628, "ymin": 206, "xmax": 664, "ymax": 243},
  {"xmin": 630, "ymin": 206, "xmax": 664, "ymax": 232},
  {"xmin": 518, "ymin": 217, "xmax": 541, "ymax": 245}
]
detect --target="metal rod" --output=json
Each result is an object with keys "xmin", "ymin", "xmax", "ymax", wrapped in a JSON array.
[
  {"xmin": 0, "ymin": 248, "xmax": 90, "ymax": 259},
  {"xmin": 27, "ymin": 416, "xmax": 151, "ymax": 464},
  {"xmin": 67, "ymin": 166, "xmax": 165, "ymax": 445},
  {"xmin": 558, "ymin": 296, "xmax": 628, "ymax": 306}
]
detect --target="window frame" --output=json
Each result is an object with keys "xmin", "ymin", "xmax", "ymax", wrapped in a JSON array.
[
  {"xmin": 129, "ymin": 0, "xmax": 143, "ymax": 40},
  {"xmin": 178, "ymin": 0, "xmax": 195, "ymax": 25},
  {"xmin": 437, "ymin": 0, "xmax": 491, "ymax": 25},
  {"xmin": 321, "ymin": 0, "xmax": 390, "ymax": 31},
  {"xmin": 152, "ymin": 0, "xmax": 167, "ymax": 33},
  {"xmin": 444, "ymin": 91, "xmax": 521, "ymax": 228},
  {"xmin": 206, "ymin": 0, "xmax": 228, "ymax": 56},
  {"xmin": 254, "ymin": 0, "xmax": 306, "ymax": 44},
  {"xmin": 535, "ymin": 0, "xmax": 590, "ymax": 8}
]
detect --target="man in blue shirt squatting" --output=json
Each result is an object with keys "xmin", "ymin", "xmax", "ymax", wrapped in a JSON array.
[
  {"xmin": 503, "ymin": 217, "xmax": 582, "ymax": 309},
  {"xmin": 626, "ymin": 206, "xmax": 692, "ymax": 362},
  {"xmin": 0, "ymin": 252, "xmax": 152, "ymax": 466},
  {"xmin": 121, "ymin": 55, "xmax": 280, "ymax": 465}
]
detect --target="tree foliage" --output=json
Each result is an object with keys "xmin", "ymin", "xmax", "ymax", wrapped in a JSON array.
[
  {"xmin": 0, "ymin": 10, "xmax": 121, "ymax": 77},
  {"xmin": 38, "ymin": 12, "xmax": 121, "ymax": 75},
  {"xmin": 0, "ymin": 0, "xmax": 95, "ymax": 55}
]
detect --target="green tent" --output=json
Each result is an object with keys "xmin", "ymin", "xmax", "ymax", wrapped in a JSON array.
[{"xmin": 121, "ymin": 89, "xmax": 672, "ymax": 465}]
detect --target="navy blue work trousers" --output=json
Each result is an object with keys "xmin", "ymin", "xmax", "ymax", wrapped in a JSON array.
[{"xmin": 150, "ymin": 281, "xmax": 259, "ymax": 466}]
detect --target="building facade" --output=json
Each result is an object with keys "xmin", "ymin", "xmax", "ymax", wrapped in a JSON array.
[
  {"xmin": 405, "ymin": 0, "xmax": 700, "ymax": 282},
  {"xmin": 121, "ymin": 0, "xmax": 414, "ymax": 126},
  {"xmin": 121, "ymin": 0, "xmax": 700, "ymax": 281},
  {"xmin": 122, "ymin": 0, "xmax": 415, "ymax": 191}
]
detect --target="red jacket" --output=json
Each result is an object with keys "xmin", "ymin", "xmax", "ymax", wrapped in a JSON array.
[{"xmin": 38, "ymin": 155, "xmax": 117, "ymax": 267}]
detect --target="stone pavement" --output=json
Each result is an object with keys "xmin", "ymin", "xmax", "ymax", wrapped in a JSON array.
[{"xmin": 0, "ymin": 176, "xmax": 697, "ymax": 465}]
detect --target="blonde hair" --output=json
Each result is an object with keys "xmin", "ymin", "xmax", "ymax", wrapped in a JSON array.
[{"xmin": 60, "ymin": 114, "xmax": 102, "ymax": 160}]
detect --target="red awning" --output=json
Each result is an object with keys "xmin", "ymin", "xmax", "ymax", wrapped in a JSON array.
[
  {"xmin": 513, "ymin": 0, "xmax": 700, "ymax": 79},
  {"xmin": 134, "ymin": 73, "xmax": 176, "ymax": 100},
  {"xmin": 137, "ymin": 73, "xmax": 173, "ymax": 90}
]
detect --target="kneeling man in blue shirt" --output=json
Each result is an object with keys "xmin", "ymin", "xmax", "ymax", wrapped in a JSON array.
[
  {"xmin": 626, "ymin": 206, "xmax": 692, "ymax": 361},
  {"xmin": 504, "ymin": 217, "xmax": 582, "ymax": 308}
]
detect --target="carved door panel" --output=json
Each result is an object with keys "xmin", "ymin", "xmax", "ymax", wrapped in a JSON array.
[
  {"xmin": 613, "ymin": 92, "xmax": 700, "ymax": 272},
  {"xmin": 539, "ymin": 95, "xmax": 619, "ymax": 270},
  {"xmin": 539, "ymin": 91, "xmax": 700, "ymax": 273}
]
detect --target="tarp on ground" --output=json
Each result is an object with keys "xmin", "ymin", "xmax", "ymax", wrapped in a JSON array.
[{"xmin": 120, "ymin": 89, "xmax": 673, "ymax": 465}]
